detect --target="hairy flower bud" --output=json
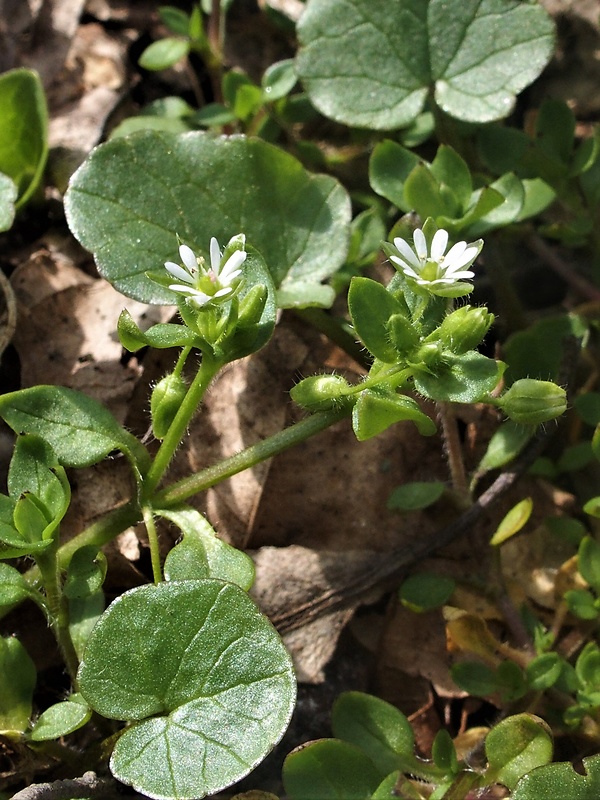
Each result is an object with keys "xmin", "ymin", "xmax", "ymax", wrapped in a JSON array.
[
  {"xmin": 436, "ymin": 305, "xmax": 494, "ymax": 354},
  {"xmin": 151, "ymin": 373, "xmax": 188, "ymax": 439},
  {"xmin": 498, "ymin": 379, "xmax": 567, "ymax": 425},
  {"xmin": 387, "ymin": 313, "xmax": 420, "ymax": 357},
  {"xmin": 291, "ymin": 374, "xmax": 352, "ymax": 412}
]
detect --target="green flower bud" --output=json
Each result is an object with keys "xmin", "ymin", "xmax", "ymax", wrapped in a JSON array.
[
  {"xmin": 387, "ymin": 313, "xmax": 420, "ymax": 357},
  {"xmin": 436, "ymin": 305, "xmax": 494, "ymax": 354},
  {"xmin": 291, "ymin": 374, "xmax": 352, "ymax": 412},
  {"xmin": 415, "ymin": 341, "xmax": 444, "ymax": 372},
  {"xmin": 150, "ymin": 372, "xmax": 188, "ymax": 439},
  {"xmin": 498, "ymin": 379, "xmax": 567, "ymax": 425}
]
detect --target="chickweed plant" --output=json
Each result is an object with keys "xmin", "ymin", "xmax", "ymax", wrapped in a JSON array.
[{"xmin": 1, "ymin": 0, "xmax": 600, "ymax": 798}]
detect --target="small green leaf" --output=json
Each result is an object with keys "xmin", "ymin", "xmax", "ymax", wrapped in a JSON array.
[
  {"xmin": 0, "ymin": 386, "xmax": 146, "ymax": 469},
  {"xmin": 584, "ymin": 497, "xmax": 600, "ymax": 519},
  {"xmin": 485, "ymin": 713, "xmax": 553, "ymax": 791},
  {"xmin": 399, "ymin": 572, "xmax": 455, "ymax": 612},
  {"xmin": 451, "ymin": 661, "xmax": 496, "ymax": 697},
  {"xmin": 0, "ymin": 564, "xmax": 31, "ymax": 608},
  {"xmin": 283, "ymin": 739, "xmax": 381, "ymax": 800},
  {"xmin": 0, "ymin": 69, "xmax": 48, "ymax": 207},
  {"xmin": 160, "ymin": 507, "xmax": 255, "ymax": 591},
  {"xmin": 65, "ymin": 131, "xmax": 350, "ymax": 309},
  {"xmin": 576, "ymin": 537, "xmax": 600, "ymax": 592},
  {"xmin": 431, "ymin": 729, "xmax": 458, "ymax": 774},
  {"xmin": 331, "ymin": 691, "xmax": 416, "ymax": 777},
  {"xmin": 0, "ymin": 636, "xmax": 36, "ymax": 735},
  {"xmin": 159, "ymin": 6, "xmax": 191, "ymax": 36},
  {"xmin": 296, "ymin": 0, "xmax": 555, "ymax": 129},
  {"xmin": 369, "ymin": 140, "xmax": 420, "ymax": 211},
  {"xmin": 404, "ymin": 163, "xmax": 448, "ymax": 220},
  {"xmin": 388, "ymin": 481, "xmax": 445, "ymax": 512},
  {"xmin": 262, "ymin": 59, "xmax": 297, "ymax": 102},
  {"xmin": 30, "ymin": 696, "xmax": 92, "ymax": 741},
  {"xmin": 63, "ymin": 546, "xmax": 107, "ymax": 600},
  {"xmin": 353, "ymin": 387, "xmax": 436, "ymax": 440},
  {"xmin": 490, "ymin": 497, "xmax": 533, "ymax": 546},
  {"xmin": 348, "ymin": 277, "xmax": 405, "ymax": 362},
  {"xmin": 0, "ymin": 172, "xmax": 17, "ymax": 232},
  {"xmin": 565, "ymin": 589, "xmax": 599, "ymax": 621},
  {"xmin": 118, "ymin": 311, "xmax": 199, "ymax": 352},
  {"xmin": 139, "ymin": 38, "xmax": 190, "ymax": 71},
  {"xmin": 512, "ymin": 754, "xmax": 600, "ymax": 800},
  {"xmin": 78, "ymin": 580, "xmax": 295, "ymax": 800},
  {"xmin": 68, "ymin": 590, "xmax": 104, "ymax": 661},
  {"xmin": 430, "ymin": 145, "xmax": 472, "ymax": 212},
  {"xmin": 476, "ymin": 421, "xmax": 533, "ymax": 475},
  {"xmin": 526, "ymin": 653, "xmax": 563, "ymax": 692},
  {"xmin": 576, "ymin": 643, "xmax": 600, "ymax": 689}
]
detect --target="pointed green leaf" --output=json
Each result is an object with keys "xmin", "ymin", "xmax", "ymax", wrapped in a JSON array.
[
  {"xmin": 139, "ymin": 38, "xmax": 190, "ymax": 71},
  {"xmin": 485, "ymin": 714, "xmax": 553, "ymax": 791},
  {"xmin": 369, "ymin": 140, "xmax": 420, "ymax": 211},
  {"xmin": 78, "ymin": 580, "xmax": 295, "ymax": 800},
  {"xmin": 65, "ymin": 132, "xmax": 351, "ymax": 309},
  {"xmin": 30, "ymin": 696, "xmax": 92, "ymax": 741},
  {"xmin": 118, "ymin": 310, "xmax": 199, "ymax": 351},
  {"xmin": 296, "ymin": 0, "xmax": 554, "ymax": 129},
  {"xmin": 0, "ymin": 636, "xmax": 36, "ymax": 735},
  {"xmin": 414, "ymin": 352, "xmax": 504, "ymax": 403},
  {"xmin": 0, "ymin": 386, "xmax": 146, "ymax": 469},
  {"xmin": 0, "ymin": 68, "xmax": 48, "ymax": 207},
  {"xmin": 430, "ymin": 145, "xmax": 472, "ymax": 212}
]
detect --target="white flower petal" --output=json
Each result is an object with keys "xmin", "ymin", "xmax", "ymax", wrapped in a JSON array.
[
  {"xmin": 445, "ymin": 245, "xmax": 479, "ymax": 273},
  {"xmin": 165, "ymin": 262, "xmax": 194, "ymax": 283},
  {"xmin": 392, "ymin": 238, "xmax": 421, "ymax": 269},
  {"xmin": 168, "ymin": 283, "xmax": 201, "ymax": 294},
  {"xmin": 413, "ymin": 228, "xmax": 427, "ymax": 261},
  {"xmin": 443, "ymin": 241, "xmax": 468, "ymax": 265},
  {"xmin": 442, "ymin": 269, "xmax": 474, "ymax": 281},
  {"xmin": 213, "ymin": 287, "xmax": 233, "ymax": 298},
  {"xmin": 219, "ymin": 250, "xmax": 246, "ymax": 283},
  {"xmin": 179, "ymin": 245, "xmax": 198, "ymax": 273},
  {"xmin": 210, "ymin": 237, "xmax": 222, "ymax": 273},
  {"xmin": 430, "ymin": 229, "xmax": 449, "ymax": 261}
]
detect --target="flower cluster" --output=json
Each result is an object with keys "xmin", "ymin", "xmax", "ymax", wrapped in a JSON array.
[
  {"xmin": 389, "ymin": 227, "xmax": 482, "ymax": 295},
  {"xmin": 165, "ymin": 235, "xmax": 246, "ymax": 308}
]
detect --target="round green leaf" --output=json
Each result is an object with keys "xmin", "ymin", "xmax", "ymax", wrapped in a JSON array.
[
  {"xmin": 387, "ymin": 481, "xmax": 445, "ymax": 512},
  {"xmin": 0, "ymin": 563, "xmax": 30, "ymax": 607},
  {"xmin": 65, "ymin": 131, "xmax": 351, "ymax": 308},
  {"xmin": 30, "ymin": 697, "xmax": 91, "ymax": 741},
  {"xmin": 399, "ymin": 572, "xmax": 455, "ymax": 612},
  {"xmin": 296, "ymin": 0, "xmax": 554, "ymax": 129},
  {"xmin": 78, "ymin": 580, "xmax": 295, "ymax": 800},
  {"xmin": 525, "ymin": 653, "xmax": 563, "ymax": 692},
  {"xmin": 283, "ymin": 739, "xmax": 381, "ymax": 800},
  {"xmin": 578, "ymin": 536, "xmax": 600, "ymax": 592},
  {"xmin": 262, "ymin": 59, "xmax": 297, "ymax": 102}
]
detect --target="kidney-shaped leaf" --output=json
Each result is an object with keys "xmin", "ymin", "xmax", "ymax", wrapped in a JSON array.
[
  {"xmin": 78, "ymin": 580, "xmax": 295, "ymax": 800},
  {"xmin": 296, "ymin": 0, "xmax": 554, "ymax": 128},
  {"xmin": 65, "ymin": 131, "xmax": 351, "ymax": 308}
]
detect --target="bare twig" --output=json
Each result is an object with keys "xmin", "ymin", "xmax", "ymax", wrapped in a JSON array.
[{"xmin": 10, "ymin": 772, "xmax": 116, "ymax": 800}]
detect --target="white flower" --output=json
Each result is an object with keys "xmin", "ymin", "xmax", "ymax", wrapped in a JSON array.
[
  {"xmin": 389, "ymin": 228, "xmax": 482, "ymax": 294},
  {"xmin": 165, "ymin": 235, "xmax": 246, "ymax": 308}
]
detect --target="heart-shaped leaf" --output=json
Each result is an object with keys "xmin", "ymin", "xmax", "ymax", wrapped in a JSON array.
[
  {"xmin": 65, "ymin": 131, "xmax": 351, "ymax": 308},
  {"xmin": 296, "ymin": 0, "xmax": 554, "ymax": 128},
  {"xmin": 78, "ymin": 580, "xmax": 295, "ymax": 800}
]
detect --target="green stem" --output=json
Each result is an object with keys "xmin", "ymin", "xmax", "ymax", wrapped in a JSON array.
[
  {"xmin": 143, "ymin": 506, "xmax": 163, "ymax": 584},
  {"xmin": 35, "ymin": 545, "xmax": 80, "ymax": 685},
  {"xmin": 154, "ymin": 404, "xmax": 353, "ymax": 507},
  {"xmin": 143, "ymin": 352, "xmax": 221, "ymax": 498}
]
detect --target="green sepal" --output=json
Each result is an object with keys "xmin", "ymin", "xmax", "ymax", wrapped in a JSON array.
[
  {"xmin": 118, "ymin": 309, "xmax": 199, "ymax": 352},
  {"xmin": 353, "ymin": 387, "xmax": 436, "ymax": 441}
]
